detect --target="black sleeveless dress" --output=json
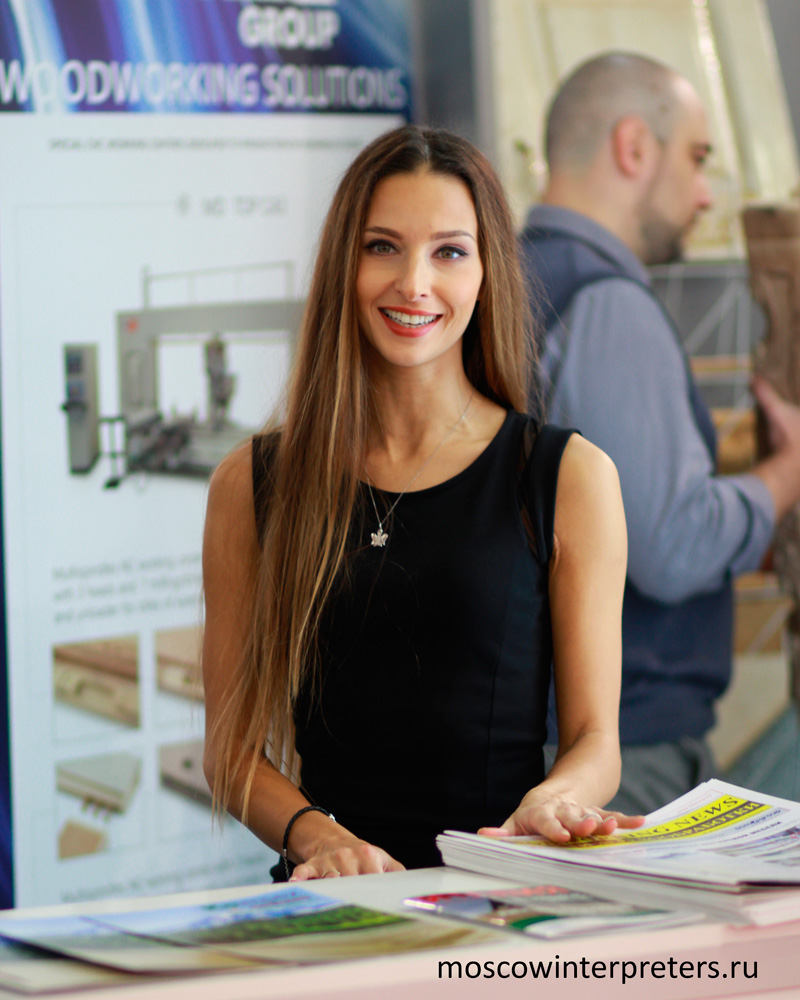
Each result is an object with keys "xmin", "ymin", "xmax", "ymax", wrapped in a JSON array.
[{"xmin": 252, "ymin": 411, "xmax": 574, "ymax": 871}]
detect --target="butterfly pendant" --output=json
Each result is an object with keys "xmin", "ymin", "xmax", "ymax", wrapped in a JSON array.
[{"xmin": 370, "ymin": 528, "xmax": 388, "ymax": 547}]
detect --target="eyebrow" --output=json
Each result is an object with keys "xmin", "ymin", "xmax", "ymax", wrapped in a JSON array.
[{"xmin": 364, "ymin": 225, "xmax": 477, "ymax": 242}]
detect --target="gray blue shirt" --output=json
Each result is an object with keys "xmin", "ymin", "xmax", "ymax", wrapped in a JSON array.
[{"xmin": 530, "ymin": 204, "xmax": 774, "ymax": 604}]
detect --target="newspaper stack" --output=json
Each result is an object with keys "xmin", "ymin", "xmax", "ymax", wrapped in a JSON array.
[{"xmin": 437, "ymin": 780, "xmax": 800, "ymax": 926}]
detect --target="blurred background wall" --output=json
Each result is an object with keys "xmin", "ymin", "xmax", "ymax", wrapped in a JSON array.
[{"xmin": 414, "ymin": 0, "xmax": 800, "ymax": 165}]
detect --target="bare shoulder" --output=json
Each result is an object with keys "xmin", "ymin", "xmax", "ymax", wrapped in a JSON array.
[
  {"xmin": 208, "ymin": 440, "xmax": 253, "ymax": 508},
  {"xmin": 204, "ymin": 441, "xmax": 258, "ymax": 567},
  {"xmin": 553, "ymin": 435, "xmax": 626, "ymax": 561},
  {"xmin": 557, "ymin": 434, "xmax": 620, "ymax": 501}
]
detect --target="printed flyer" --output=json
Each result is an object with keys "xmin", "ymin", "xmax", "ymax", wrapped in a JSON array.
[{"xmin": 0, "ymin": 0, "xmax": 411, "ymax": 907}]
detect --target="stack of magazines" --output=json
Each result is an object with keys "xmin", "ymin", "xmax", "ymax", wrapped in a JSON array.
[{"xmin": 437, "ymin": 780, "xmax": 800, "ymax": 926}]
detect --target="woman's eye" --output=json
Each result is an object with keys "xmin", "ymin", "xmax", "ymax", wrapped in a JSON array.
[
  {"xmin": 436, "ymin": 245, "xmax": 467, "ymax": 260},
  {"xmin": 365, "ymin": 240, "xmax": 395, "ymax": 254}
]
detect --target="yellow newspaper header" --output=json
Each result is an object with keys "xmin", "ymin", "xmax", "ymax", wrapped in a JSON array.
[{"xmin": 516, "ymin": 795, "xmax": 771, "ymax": 850}]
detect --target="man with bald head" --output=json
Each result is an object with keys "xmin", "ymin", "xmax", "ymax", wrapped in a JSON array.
[{"xmin": 521, "ymin": 52, "xmax": 800, "ymax": 813}]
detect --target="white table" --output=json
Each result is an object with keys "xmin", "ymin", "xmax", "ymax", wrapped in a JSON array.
[{"xmin": 3, "ymin": 867, "xmax": 800, "ymax": 999}]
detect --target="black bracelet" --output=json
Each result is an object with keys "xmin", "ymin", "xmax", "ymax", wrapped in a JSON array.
[{"xmin": 282, "ymin": 805, "xmax": 335, "ymax": 880}]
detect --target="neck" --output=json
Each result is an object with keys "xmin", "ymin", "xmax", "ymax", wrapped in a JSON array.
[
  {"xmin": 368, "ymin": 363, "xmax": 476, "ymax": 458},
  {"xmin": 542, "ymin": 174, "xmax": 643, "ymax": 261},
  {"xmin": 363, "ymin": 358, "xmax": 507, "ymax": 495}
]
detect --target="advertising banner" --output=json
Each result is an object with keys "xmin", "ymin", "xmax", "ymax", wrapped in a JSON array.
[{"xmin": 0, "ymin": 0, "xmax": 411, "ymax": 907}]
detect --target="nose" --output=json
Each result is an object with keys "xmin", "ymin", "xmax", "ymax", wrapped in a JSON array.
[
  {"xmin": 696, "ymin": 173, "xmax": 713, "ymax": 212},
  {"xmin": 394, "ymin": 251, "xmax": 430, "ymax": 301}
]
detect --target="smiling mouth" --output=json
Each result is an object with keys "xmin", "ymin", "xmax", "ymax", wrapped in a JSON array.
[{"xmin": 379, "ymin": 307, "xmax": 441, "ymax": 329}]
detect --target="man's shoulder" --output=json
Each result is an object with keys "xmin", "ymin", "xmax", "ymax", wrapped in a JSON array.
[
  {"xmin": 564, "ymin": 275, "xmax": 675, "ymax": 346},
  {"xmin": 570, "ymin": 272, "xmax": 657, "ymax": 305},
  {"xmin": 542, "ymin": 274, "xmax": 688, "ymax": 403}
]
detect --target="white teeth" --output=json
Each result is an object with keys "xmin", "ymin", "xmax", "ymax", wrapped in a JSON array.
[{"xmin": 381, "ymin": 308, "xmax": 438, "ymax": 327}]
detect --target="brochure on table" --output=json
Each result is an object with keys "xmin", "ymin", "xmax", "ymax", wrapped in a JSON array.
[
  {"xmin": 403, "ymin": 884, "xmax": 698, "ymax": 939},
  {"xmin": 0, "ymin": 885, "xmax": 490, "ymax": 992},
  {"xmin": 0, "ymin": 0, "xmax": 411, "ymax": 908}
]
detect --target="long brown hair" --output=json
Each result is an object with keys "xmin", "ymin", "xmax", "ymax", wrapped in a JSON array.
[{"xmin": 210, "ymin": 125, "xmax": 537, "ymax": 820}]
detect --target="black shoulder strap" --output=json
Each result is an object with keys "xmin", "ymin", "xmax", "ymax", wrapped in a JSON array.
[{"xmin": 519, "ymin": 422, "xmax": 577, "ymax": 564}]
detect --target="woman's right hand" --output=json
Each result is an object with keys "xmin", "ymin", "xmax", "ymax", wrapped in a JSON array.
[{"xmin": 289, "ymin": 834, "xmax": 405, "ymax": 880}]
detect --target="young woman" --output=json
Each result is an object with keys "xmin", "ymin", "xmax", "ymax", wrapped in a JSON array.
[{"xmin": 202, "ymin": 125, "xmax": 642, "ymax": 882}]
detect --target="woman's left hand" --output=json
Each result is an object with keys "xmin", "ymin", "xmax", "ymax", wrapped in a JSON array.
[{"xmin": 478, "ymin": 789, "xmax": 645, "ymax": 843}]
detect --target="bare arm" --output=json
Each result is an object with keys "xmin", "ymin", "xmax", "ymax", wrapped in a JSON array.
[
  {"xmin": 202, "ymin": 443, "xmax": 404, "ymax": 877},
  {"xmin": 481, "ymin": 436, "xmax": 644, "ymax": 840}
]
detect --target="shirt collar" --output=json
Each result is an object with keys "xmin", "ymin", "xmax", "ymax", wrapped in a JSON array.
[{"xmin": 524, "ymin": 203, "xmax": 651, "ymax": 287}]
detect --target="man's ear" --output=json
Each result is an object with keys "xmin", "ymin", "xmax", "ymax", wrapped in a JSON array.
[{"xmin": 611, "ymin": 116, "xmax": 657, "ymax": 179}]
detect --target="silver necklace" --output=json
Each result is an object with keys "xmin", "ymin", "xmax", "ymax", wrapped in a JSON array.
[{"xmin": 364, "ymin": 391, "xmax": 475, "ymax": 548}]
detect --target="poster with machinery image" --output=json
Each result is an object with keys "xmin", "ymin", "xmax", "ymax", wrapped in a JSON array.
[{"xmin": 0, "ymin": 0, "xmax": 411, "ymax": 907}]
